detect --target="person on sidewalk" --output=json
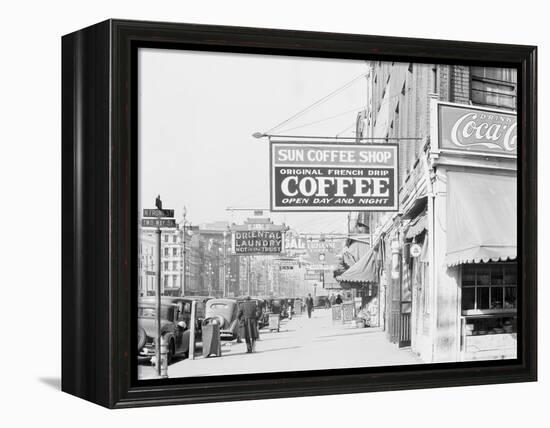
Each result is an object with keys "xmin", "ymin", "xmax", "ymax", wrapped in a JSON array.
[
  {"xmin": 305, "ymin": 294, "xmax": 314, "ymax": 319},
  {"xmin": 287, "ymin": 299, "xmax": 293, "ymax": 319},
  {"xmin": 237, "ymin": 296, "xmax": 259, "ymax": 353},
  {"xmin": 335, "ymin": 294, "xmax": 343, "ymax": 305}
]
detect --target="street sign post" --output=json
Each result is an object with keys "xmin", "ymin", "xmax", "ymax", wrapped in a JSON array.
[
  {"xmin": 143, "ymin": 208, "xmax": 175, "ymax": 218},
  {"xmin": 141, "ymin": 218, "xmax": 177, "ymax": 228},
  {"xmin": 141, "ymin": 198, "xmax": 175, "ymax": 378}
]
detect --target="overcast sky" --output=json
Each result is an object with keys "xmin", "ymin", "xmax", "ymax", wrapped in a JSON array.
[{"xmin": 138, "ymin": 48, "xmax": 367, "ymax": 233}]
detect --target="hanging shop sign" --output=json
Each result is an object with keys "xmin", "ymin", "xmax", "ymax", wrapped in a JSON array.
[
  {"xmin": 231, "ymin": 230, "xmax": 284, "ymax": 255},
  {"xmin": 437, "ymin": 102, "xmax": 517, "ymax": 156},
  {"xmin": 410, "ymin": 243, "xmax": 422, "ymax": 258},
  {"xmin": 270, "ymin": 141, "xmax": 399, "ymax": 211},
  {"xmin": 304, "ymin": 272, "xmax": 322, "ymax": 281}
]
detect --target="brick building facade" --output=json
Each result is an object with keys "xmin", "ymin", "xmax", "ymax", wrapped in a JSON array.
[{"xmin": 355, "ymin": 61, "xmax": 518, "ymax": 362}]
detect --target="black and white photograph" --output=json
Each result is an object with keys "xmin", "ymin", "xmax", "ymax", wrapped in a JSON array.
[
  {"xmin": 136, "ymin": 49, "xmax": 518, "ymax": 380},
  {"xmin": 2, "ymin": 0, "xmax": 545, "ymax": 422}
]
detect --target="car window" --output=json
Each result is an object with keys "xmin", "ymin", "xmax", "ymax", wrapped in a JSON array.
[
  {"xmin": 196, "ymin": 303, "xmax": 205, "ymax": 318},
  {"xmin": 138, "ymin": 306, "xmax": 171, "ymax": 319},
  {"xmin": 210, "ymin": 303, "xmax": 228, "ymax": 309}
]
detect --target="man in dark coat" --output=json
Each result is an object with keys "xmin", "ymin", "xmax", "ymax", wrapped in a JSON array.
[
  {"xmin": 238, "ymin": 296, "xmax": 259, "ymax": 353},
  {"xmin": 305, "ymin": 293, "xmax": 314, "ymax": 319},
  {"xmin": 335, "ymin": 294, "xmax": 343, "ymax": 304}
]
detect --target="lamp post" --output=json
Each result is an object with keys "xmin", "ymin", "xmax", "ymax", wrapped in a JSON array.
[
  {"xmin": 222, "ymin": 230, "xmax": 228, "ymax": 297},
  {"xmin": 319, "ymin": 252, "xmax": 326, "ymax": 291},
  {"xmin": 179, "ymin": 207, "xmax": 187, "ymax": 297}
]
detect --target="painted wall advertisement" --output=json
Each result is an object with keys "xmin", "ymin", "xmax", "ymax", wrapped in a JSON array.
[
  {"xmin": 270, "ymin": 142, "xmax": 398, "ymax": 211},
  {"xmin": 437, "ymin": 103, "xmax": 517, "ymax": 155}
]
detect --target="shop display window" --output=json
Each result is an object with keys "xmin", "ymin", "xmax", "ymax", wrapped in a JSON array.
[
  {"xmin": 461, "ymin": 262, "xmax": 517, "ymax": 314},
  {"xmin": 464, "ymin": 315, "xmax": 516, "ymax": 336}
]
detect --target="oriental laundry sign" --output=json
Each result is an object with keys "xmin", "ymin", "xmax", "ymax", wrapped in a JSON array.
[
  {"xmin": 438, "ymin": 103, "xmax": 517, "ymax": 155},
  {"xmin": 232, "ymin": 230, "xmax": 284, "ymax": 255},
  {"xmin": 270, "ymin": 142, "xmax": 398, "ymax": 211}
]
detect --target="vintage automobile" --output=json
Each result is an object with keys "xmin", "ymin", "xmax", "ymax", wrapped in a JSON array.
[
  {"xmin": 314, "ymin": 295, "xmax": 329, "ymax": 308},
  {"xmin": 137, "ymin": 301, "xmax": 191, "ymax": 364},
  {"xmin": 140, "ymin": 296, "xmax": 208, "ymax": 340},
  {"xmin": 269, "ymin": 298, "xmax": 290, "ymax": 319},
  {"xmin": 203, "ymin": 298, "xmax": 240, "ymax": 340}
]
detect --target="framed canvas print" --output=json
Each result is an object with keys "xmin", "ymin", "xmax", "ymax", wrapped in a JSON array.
[{"xmin": 62, "ymin": 19, "xmax": 537, "ymax": 408}]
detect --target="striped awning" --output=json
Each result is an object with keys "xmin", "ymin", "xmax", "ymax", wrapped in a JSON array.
[
  {"xmin": 336, "ymin": 250, "xmax": 377, "ymax": 283},
  {"xmin": 406, "ymin": 212, "xmax": 427, "ymax": 239},
  {"xmin": 445, "ymin": 171, "xmax": 517, "ymax": 266}
]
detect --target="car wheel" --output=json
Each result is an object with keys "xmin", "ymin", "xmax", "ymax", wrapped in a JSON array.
[{"xmin": 137, "ymin": 327, "xmax": 147, "ymax": 350}]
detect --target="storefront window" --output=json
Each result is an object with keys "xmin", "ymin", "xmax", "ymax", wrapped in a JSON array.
[{"xmin": 461, "ymin": 262, "xmax": 517, "ymax": 313}]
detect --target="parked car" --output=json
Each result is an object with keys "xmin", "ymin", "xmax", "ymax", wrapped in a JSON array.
[
  {"xmin": 140, "ymin": 296, "xmax": 208, "ymax": 340},
  {"xmin": 203, "ymin": 298, "xmax": 239, "ymax": 340},
  {"xmin": 314, "ymin": 296, "xmax": 329, "ymax": 308},
  {"xmin": 137, "ymin": 301, "xmax": 190, "ymax": 364}
]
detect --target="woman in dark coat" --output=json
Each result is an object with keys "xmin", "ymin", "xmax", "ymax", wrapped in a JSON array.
[{"xmin": 238, "ymin": 296, "xmax": 259, "ymax": 353}]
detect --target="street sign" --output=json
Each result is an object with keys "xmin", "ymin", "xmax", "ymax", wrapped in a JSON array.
[
  {"xmin": 143, "ymin": 208, "xmax": 175, "ymax": 218},
  {"xmin": 304, "ymin": 272, "xmax": 322, "ymax": 281},
  {"xmin": 279, "ymin": 265, "xmax": 294, "ymax": 271},
  {"xmin": 141, "ymin": 218, "xmax": 177, "ymax": 228},
  {"xmin": 270, "ymin": 141, "xmax": 399, "ymax": 211}
]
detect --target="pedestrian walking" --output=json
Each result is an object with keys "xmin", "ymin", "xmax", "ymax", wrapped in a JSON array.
[
  {"xmin": 305, "ymin": 293, "xmax": 314, "ymax": 319},
  {"xmin": 287, "ymin": 299, "xmax": 293, "ymax": 319},
  {"xmin": 237, "ymin": 296, "xmax": 260, "ymax": 353}
]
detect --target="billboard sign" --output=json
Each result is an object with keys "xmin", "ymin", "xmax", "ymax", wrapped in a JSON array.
[
  {"xmin": 270, "ymin": 141, "xmax": 398, "ymax": 211},
  {"xmin": 232, "ymin": 230, "xmax": 284, "ymax": 255},
  {"xmin": 437, "ymin": 103, "xmax": 517, "ymax": 156}
]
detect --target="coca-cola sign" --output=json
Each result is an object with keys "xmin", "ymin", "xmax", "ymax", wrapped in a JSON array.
[{"xmin": 438, "ymin": 104, "xmax": 517, "ymax": 155}]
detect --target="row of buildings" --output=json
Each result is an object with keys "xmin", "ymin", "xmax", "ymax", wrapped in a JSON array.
[
  {"xmin": 335, "ymin": 61, "xmax": 517, "ymax": 362},
  {"xmin": 138, "ymin": 221, "xmax": 240, "ymax": 298},
  {"xmin": 138, "ymin": 219, "xmax": 334, "ymax": 299}
]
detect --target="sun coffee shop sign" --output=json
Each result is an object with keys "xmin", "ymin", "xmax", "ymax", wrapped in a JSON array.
[
  {"xmin": 270, "ymin": 142, "xmax": 399, "ymax": 211},
  {"xmin": 437, "ymin": 102, "xmax": 517, "ymax": 156}
]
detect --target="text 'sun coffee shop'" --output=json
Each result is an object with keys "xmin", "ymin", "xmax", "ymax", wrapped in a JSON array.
[{"xmin": 363, "ymin": 99, "xmax": 518, "ymax": 363}]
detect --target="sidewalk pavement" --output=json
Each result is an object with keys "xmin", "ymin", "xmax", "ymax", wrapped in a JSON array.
[{"xmin": 138, "ymin": 308, "xmax": 421, "ymax": 380}]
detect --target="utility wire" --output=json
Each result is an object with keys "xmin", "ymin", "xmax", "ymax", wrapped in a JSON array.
[
  {"xmin": 275, "ymin": 105, "xmax": 368, "ymax": 134},
  {"xmin": 335, "ymin": 121, "xmax": 357, "ymax": 138},
  {"xmin": 265, "ymin": 71, "xmax": 368, "ymax": 135}
]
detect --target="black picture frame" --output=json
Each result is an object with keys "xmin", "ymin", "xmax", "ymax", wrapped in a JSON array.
[{"xmin": 61, "ymin": 19, "xmax": 537, "ymax": 408}]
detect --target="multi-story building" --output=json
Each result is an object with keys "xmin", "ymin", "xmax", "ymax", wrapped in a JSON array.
[
  {"xmin": 354, "ymin": 61, "xmax": 517, "ymax": 362},
  {"xmin": 138, "ymin": 228, "xmax": 182, "ymax": 297},
  {"xmin": 138, "ymin": 231, "xmax": 157, "ymax": 297},
  {"xmin": 199, "ymin": 221, "xmax": 240, "ymax": 298}
]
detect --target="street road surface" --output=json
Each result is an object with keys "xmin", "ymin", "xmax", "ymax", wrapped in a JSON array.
[{"xmin": 138, "ymin": 308, "xmax": 420, "ymax": 380}]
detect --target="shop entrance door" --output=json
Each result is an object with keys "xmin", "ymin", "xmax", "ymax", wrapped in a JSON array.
[{"xmin": 399, "ymin": 244, "xmax": 412, "ymax": 348}]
